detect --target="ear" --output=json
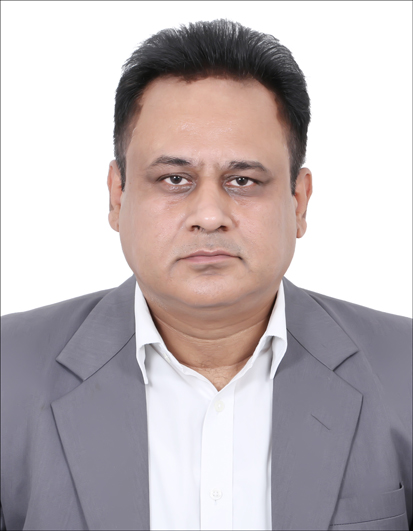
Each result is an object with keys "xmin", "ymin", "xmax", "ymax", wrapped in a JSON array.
[
  {"xmin": 294, "ymin": 167, "xmax": 313, "ymax": 239},
  {"xmin": 107, "ymin": 160, "xmax": 123, "ymax": 232}
]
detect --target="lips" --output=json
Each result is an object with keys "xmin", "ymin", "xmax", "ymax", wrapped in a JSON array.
[
  {"xmin": 184, "ymin": 250, "xmax": 235, "ymax": 259},
  {"xmin": 181, "ymin": 250, "xmax": 238, "ymax": 264}
]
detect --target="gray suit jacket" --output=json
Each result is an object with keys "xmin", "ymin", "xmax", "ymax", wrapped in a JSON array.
[{"xmin": 1, "ymin": 276, "xmax": 412, "ymax": 531}]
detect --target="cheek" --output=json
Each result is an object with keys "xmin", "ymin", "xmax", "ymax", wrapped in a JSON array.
[
  {"xmin": 118, "ymin": 196, "xmax": 182, "ymax": 272},
  {"xmin": 118, "ymin": 198, "xmax": 152, "ymax": 273},
  {"xmin": 239, "ymin": 201, "xmax": 296, "ymax": 267}
]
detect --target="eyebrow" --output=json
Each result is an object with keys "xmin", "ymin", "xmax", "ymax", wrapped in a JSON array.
[
  {"xmin": 227, "ymin": 160, "xmax": 268, "ymax": 173},
  {"xmin": 147, "ymin": 155, "xmax": 270, "ymax": 174},
  {"xmin": 147, "ymin": 156, "xmax": 192, "ymax": 169}
]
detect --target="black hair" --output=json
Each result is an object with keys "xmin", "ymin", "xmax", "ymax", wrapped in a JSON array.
[{"xmin": 114, "ymin": 19, "xmax": 310, "ymax": 194}]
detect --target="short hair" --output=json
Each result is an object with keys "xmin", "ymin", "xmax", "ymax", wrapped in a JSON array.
[{"xmin": 114, "ymin": 19, "xmax": 310, "ymax": 195}]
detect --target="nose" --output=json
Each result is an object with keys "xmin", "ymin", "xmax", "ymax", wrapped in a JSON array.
[{"xmin": 185, "ymin": 182, "xmax": 234, "ymax": 233}]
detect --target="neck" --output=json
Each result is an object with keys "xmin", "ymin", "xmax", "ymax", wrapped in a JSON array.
[{"xmin": 144, "ymin": 290, "xmax": 278, "ymax": 391}]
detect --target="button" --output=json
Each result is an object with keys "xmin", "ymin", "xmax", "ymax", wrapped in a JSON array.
[
  {"xmin": 214, "ymin": 400, "xmax": 225, "ymax": 412},
  {"xmin": 163, "ymin": 353, "xmax": 171, "ymax": 363},
  {"xmin": 210, "ymin": 488, "xmax": 222, "ymax": 501}
]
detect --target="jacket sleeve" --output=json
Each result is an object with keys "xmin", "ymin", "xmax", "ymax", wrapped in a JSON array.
[{"xmin": 0, "ymin": 502, "xmax": 6, "ymax": 531}]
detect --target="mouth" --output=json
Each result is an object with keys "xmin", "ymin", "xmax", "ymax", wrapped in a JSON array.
[{"xmin": 181, "ymin": 250, "xmax": 238, "ymax": 264}]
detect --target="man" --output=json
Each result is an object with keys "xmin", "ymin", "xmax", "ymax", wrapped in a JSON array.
[{"xmin": 1, "ymin": 18, "xmax": 411, "ymax": 531}]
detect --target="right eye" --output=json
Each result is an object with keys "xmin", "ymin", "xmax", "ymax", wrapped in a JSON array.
[{"xmin": 163, "ymin": 175, "xmax": 191, "ymax": 185}]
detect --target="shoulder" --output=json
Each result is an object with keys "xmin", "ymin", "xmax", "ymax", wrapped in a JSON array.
[
  {"xmin": 301, "ymin": 286, "xmax": 412, "ymax": 354},
  {"xmin": 1, "ymin": 285, "xmax": 120, "ymax": 441},
  {"xmin": 1, "ymin": 287, "xmax": 114, "ymax": 352},
  {"xmin": 1, "ymin": 287, "xmax": 115, "ymax": 385},
  {"xmin": 298, "ymin": 283, "xmax": 412, "ymax": 430}
]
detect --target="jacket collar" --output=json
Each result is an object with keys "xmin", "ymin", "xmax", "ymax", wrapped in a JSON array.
[
  {"xmin": 56, "ymin": 275, "xmax": 359, "ymax": 382},
  {"xmin": 282, "ymin": 276, "xmax": 359, "ymax": 369},
  {"xmin": 56, "ymin": 275, "xmax": 137, "ymax": 382}
]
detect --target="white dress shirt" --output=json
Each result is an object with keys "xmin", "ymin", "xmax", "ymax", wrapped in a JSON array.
[{"xmin": 134, "ymin": 280, "xmax": 288, "ymax": 531}]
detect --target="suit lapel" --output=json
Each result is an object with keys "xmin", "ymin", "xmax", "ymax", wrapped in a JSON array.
[
  {"xmin": 51, "ymin": 275, "xmax": 364, "ymax": 531},
  {"xmin": 271, "ymin": 279, "xmax": 363, "ymax": 530},
  {"xmin": 52, "ymin": 275, "xmax": 150, "ymax": 531}
]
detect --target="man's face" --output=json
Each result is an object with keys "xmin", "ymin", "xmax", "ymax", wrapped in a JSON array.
[{"xmin": 108, "ymin": 77, "xmax": 312, "ymax": 313}]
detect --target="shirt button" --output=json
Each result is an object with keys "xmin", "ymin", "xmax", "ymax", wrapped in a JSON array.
[
  {"xmin": 214, "ymin": 400, "xmax": 225, "ymax": 412},
  {"xmin": 210, "ymin": 488, "xmax": 222, "ymax": 501}
]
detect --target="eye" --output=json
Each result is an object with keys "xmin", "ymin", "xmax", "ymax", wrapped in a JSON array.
[
  {"xmin": 163, "ymin": 175, "xmax": 191, "ymax": 186},
  {"xmin": 228, "ymin": 176, "xmax": 256, "ymax": 187}
]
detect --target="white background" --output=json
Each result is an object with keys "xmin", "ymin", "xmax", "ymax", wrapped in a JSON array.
[{"xmin": 1, "ymin": 1, "xmax": 412, "ymax": 317}]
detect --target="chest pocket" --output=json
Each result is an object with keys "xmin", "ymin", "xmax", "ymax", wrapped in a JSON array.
[{"xmin": 328, "ymin": 483, "xmax": 408, "ymax": 530}]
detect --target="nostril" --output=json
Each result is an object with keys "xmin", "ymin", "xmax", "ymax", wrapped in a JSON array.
[{"xmin": 192, "ymin": 225, "xmax": 227, "ymax": 233}]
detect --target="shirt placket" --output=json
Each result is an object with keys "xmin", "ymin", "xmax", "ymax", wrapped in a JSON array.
[{"xmin": 200, "ymin": 383, "xmax": 235, "ymax": 530}]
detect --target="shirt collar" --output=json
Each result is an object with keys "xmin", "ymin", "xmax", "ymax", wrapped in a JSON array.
[{"xmin": 134, "ymin": 279, "xmax": 287, "ymax": 384}]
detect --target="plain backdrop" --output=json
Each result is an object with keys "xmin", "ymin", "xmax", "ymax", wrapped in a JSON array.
[{"xmin": 1, "ymin": 1, "xmax": 412, "ymax": 317}]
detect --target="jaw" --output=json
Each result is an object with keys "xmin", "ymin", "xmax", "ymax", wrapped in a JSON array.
[{"xmin": 137, "ymin": 267, "xmax": 279, "ymax": 334}]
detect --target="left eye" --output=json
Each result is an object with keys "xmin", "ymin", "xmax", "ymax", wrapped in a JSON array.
[
  {"xmin": 228, "ymin": 177, "xmax": 255, "ymax": 187},
  {"xmin": 164, "ymin": 175, "xmax": 191, "ymax": 185}
]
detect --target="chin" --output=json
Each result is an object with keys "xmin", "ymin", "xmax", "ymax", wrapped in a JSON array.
[{"xmin": 173, "ymin": 278, "xmax": 252, "ymax": 309}]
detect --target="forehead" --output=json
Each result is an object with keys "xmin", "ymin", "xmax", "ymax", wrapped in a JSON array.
[{"xmin": 126, "ymin": 76, "xmax": 289, "ymax": 171}]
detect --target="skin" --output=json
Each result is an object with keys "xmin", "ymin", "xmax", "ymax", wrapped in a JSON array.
[{"xmin": 108, "ymin": 76, "xmax": 312, "ymax": 391}]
